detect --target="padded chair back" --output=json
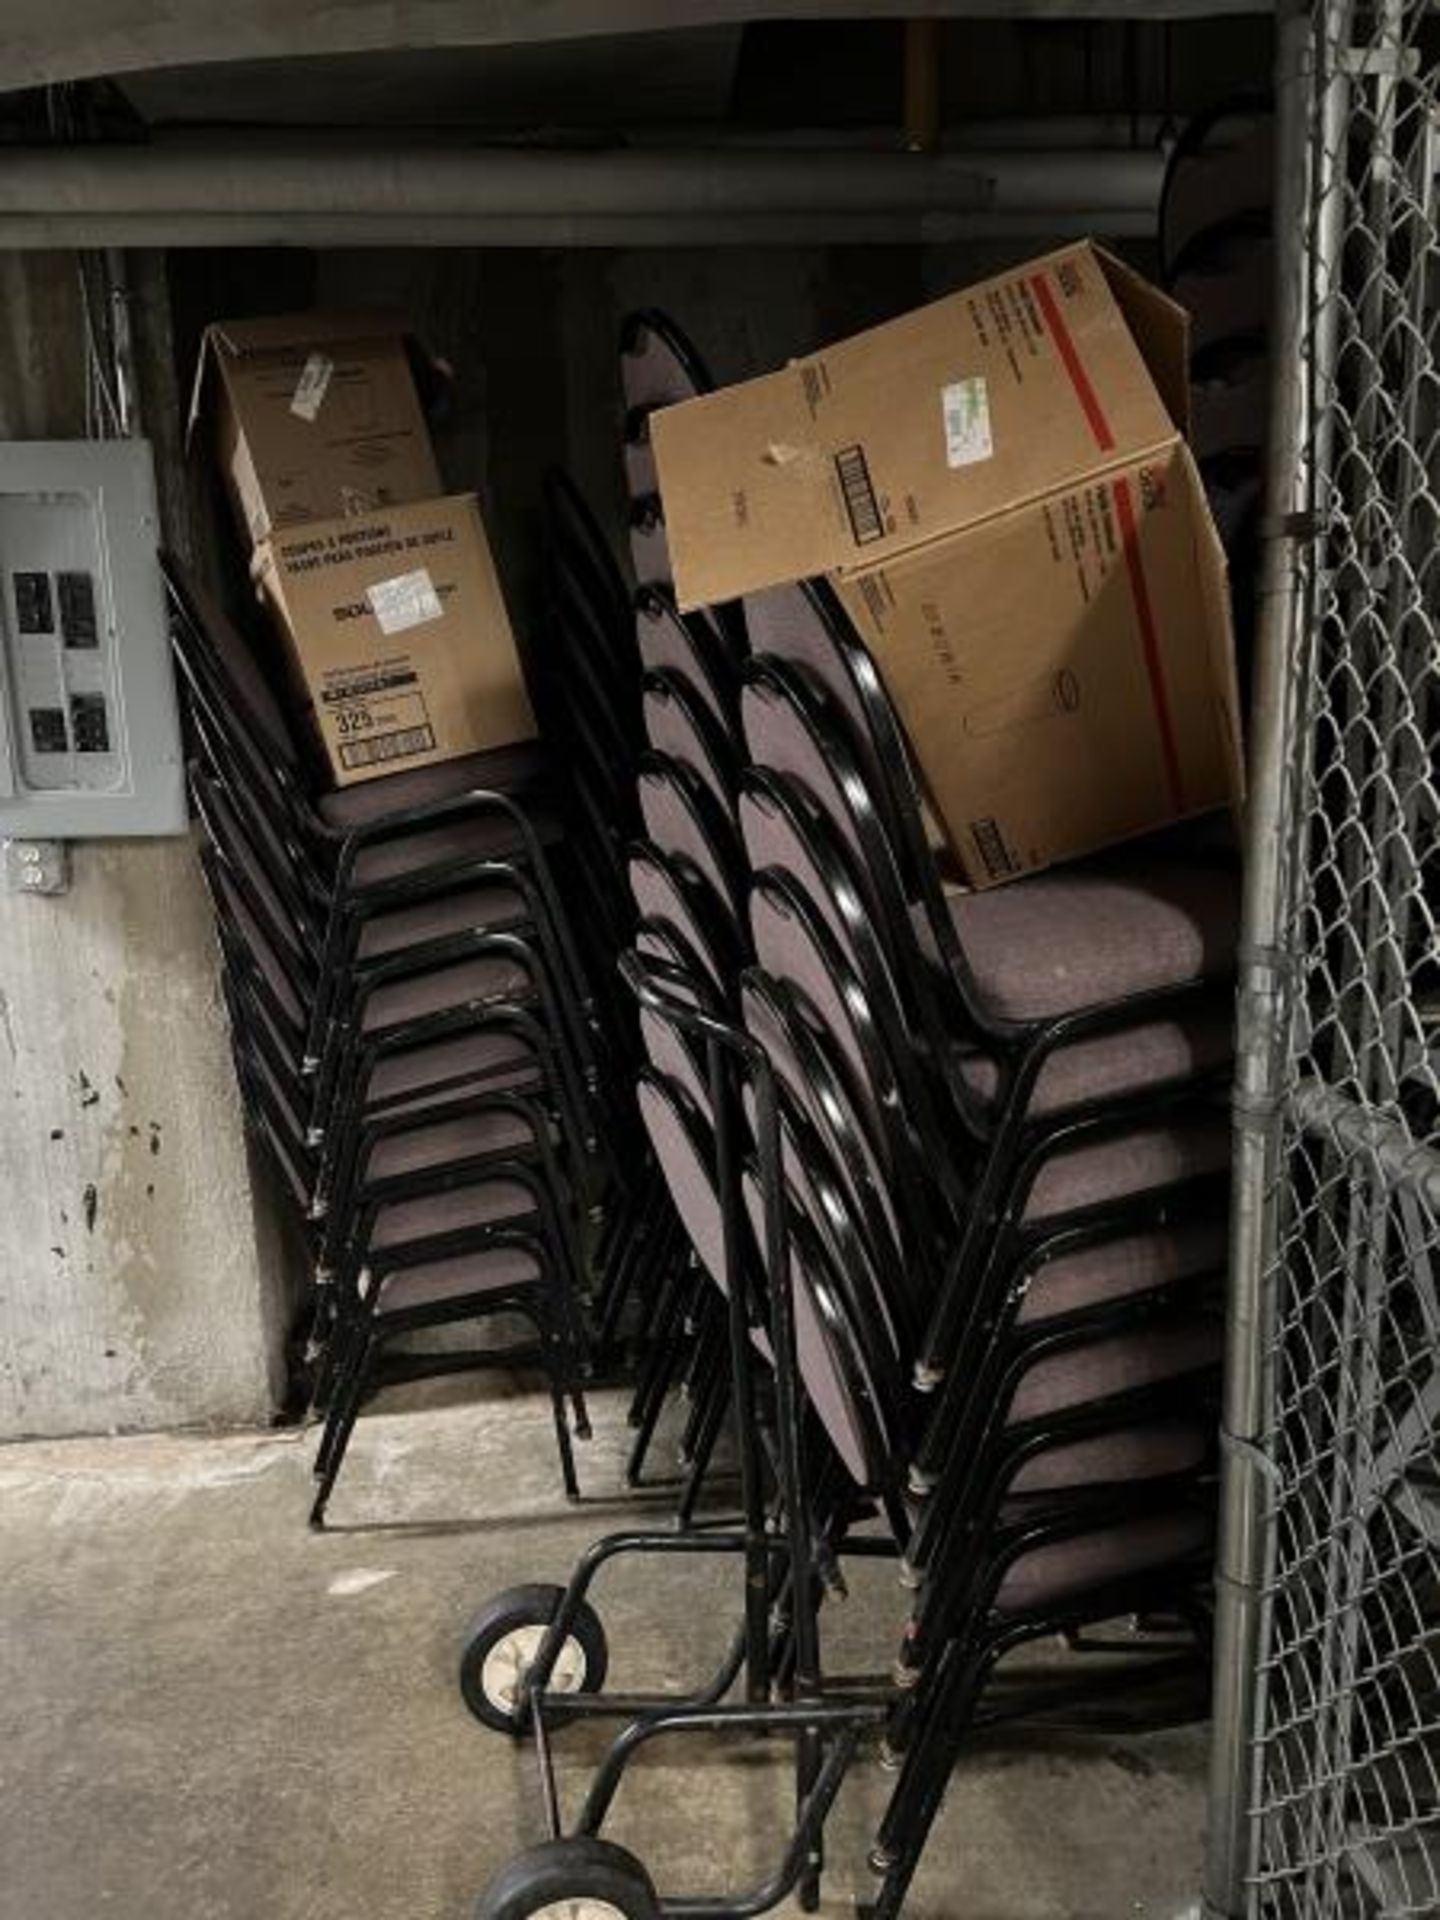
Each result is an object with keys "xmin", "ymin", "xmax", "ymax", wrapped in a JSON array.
[
  {"xmin": 628, "ymin": 844, "xmax": 738, "ymax": 993},
  {"xmin": 739, "ymin": 969, "xmax": 904, "ymax": 1277},
  {"xmin": 544, "ymin": 468, "xmax": 633, "ymax": 644},
  {"xmin": 742, "ymin": 582, "xmax": 951, "ymax": 938},
  {"xmin": 1158, "ymin": 99, "xmax": 1273, "ymax": 282},
  {"xmin": 636, "ymin": 1063, "xmax": 889, "ymax": 1492},
  {"xmin": 192, "ymin": 764, "xmax": 313, "ymax": 975},
  {"xmin": 165, "ymin": 559, "xmax": 300, "ymax": 768},
  {"xmin": 637, "ymin": 753, "xmax": 748, "ymax": 933},
  {"xmin": 642, "ymin": 670, "xmax": 738, "ymax": 820},
  {"xmin": 621, "ymin": 309, "xmax": 715, "ymax": 415},
  {"xmin": 748, "ymin": 871, "xmax": 961, "ymax": 1258},
  {"xmin": 636, "ymin": 589, "xmax": 740, "ymax": 731}
]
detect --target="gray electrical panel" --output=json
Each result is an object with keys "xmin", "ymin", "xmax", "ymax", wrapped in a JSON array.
[{"xmin": 0, "ymin": 439, "xmax": 185, "ymax": 838}]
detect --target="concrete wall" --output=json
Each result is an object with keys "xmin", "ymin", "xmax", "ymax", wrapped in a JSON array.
[{"xmin": 0, "ymin": 251, "xmax": 286, "ymax": 1437}]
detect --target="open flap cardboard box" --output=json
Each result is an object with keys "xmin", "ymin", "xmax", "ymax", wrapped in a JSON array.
[
  {"xmin": 189, "ymin": 312, "xmax": 442, "ymax": 547},
  {"xmin": 254, "ymin": 494, "xmax": 535, "ymax": 787},
  {"xmin": 652, "ymin": 241, "xmax": 1243, "ymax": 887}
]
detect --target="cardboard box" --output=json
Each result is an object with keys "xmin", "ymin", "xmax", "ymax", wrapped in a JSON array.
[
  {"xmin": 652, "ymin": 241, "xmax": 1242, "ymax": 886},
  {"xmin": 189, "ymin": 313, "xmax": 441, "ymax": 546},
  {"xmin": 254, "ymin": 494, "xmax": 535, "ymax": 787}
]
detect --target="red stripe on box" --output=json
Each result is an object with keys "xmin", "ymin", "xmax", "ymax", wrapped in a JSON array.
[
  {"xmin": 1031, "ymin": 272, "xmax": 1116, "ymax": 452},
  {"xmin": 1113, "ymin": 474, "xmax": 1184, "ymax": 811}
]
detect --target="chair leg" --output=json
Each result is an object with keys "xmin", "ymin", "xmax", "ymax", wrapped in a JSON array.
[
  {"xmin": 868, "ymin": 1642, "xmax": 992, "ymax": 1920},
  {"xmin": 625, "ymin": 1254, "xmax": 693, "ymax": 1429},
  {"xmin": 534, "ymin": 1302, "xmax": 582, "ymax": 1502},
  {"xmin": 309, "ymin": 1330, "xmax": 378, "ymax": 1530},
  {"xmin": 624, "ymin": 1273, "xmax": 696, "ymax": 1488},
  {"xmin": 307, "ymin": 1299, "xmax": 358, "ymax": 1418},
  {"xmin": 675, "ymin": 1370, "xmax": 730, "ymax": 1531}
]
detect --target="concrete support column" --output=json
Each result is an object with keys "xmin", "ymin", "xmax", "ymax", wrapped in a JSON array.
[{"xmin": 0, "ymin": 250, "xmax": 286, "ymax": 1436}]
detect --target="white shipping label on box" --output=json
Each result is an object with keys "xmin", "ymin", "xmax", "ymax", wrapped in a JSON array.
[
  {"xmin": 942, "ymin": 377, "xmax": 993, "ymax": 469},
  {"xmin": 290, "ymin": 352, "xmax": 335, "ymax": 423},
  {"xmin": 366, "ymin": 567, "xmax": 443, "ymax": 635}
]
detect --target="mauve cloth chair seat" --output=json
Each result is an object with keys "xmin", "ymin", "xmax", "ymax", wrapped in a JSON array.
[
  {"xmin": 1007, "ymin": 1316, "xmax": 1222, "ymax": 1426},
  {"xmin": 373, "ymin": 1244, "xmax": 544, "ymax": 1315},
  {"xmin": 351, "ymin": 810, "xmax": 560, "ymax": 889},
  {"xmin": 1019, "ymin": 1215, "xmax": 1228, "ymax": 1326},
  {"xmin": 319, "ymin": 742, "xmax": 547, "ymax": 829},
  {"xmin": 364, "ymin": 1107, "xmax": 541, "ymax": 1184},
  {"xmin": 1007, "ymin": 1415, "xmax": 1211, "ymax": 1495},
  {"xmin": 1022, "ymin": 1116, "xmax": 1231, "ymax": 1223},
  {"xmin": 364, "ymin": 1030, "xmax": 543, "ymax": 1109},
  {"xmin": 994, "ymin": 1507, "xmax": 1211, "ymax": 1616},
  {"xmin": 957, "ymin": 999, "xmax": 1235, "ymax": 1119},
  {"xmin": 359, "ymin": 953, "xmax": 535, "ymax": 1035},
  {"xmin": 949, "ymin": 858, "xmax": 1238, "ymax": 1025},
  {"xmin": 353, "ymin": 882, "xmax": 531, "ymax": 962},
  {"xmin": 369, "ymin": 1177, "xmax": 538, "ymax": 1251}
]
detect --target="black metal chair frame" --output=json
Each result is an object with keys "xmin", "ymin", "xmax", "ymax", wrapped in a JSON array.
[
  {"xmin": 465, "ymin": 951, "xmax": 1220, "ymax": 1920},
  {"xmin": 744, "ymin": 583, "xmax": 1238, "ymax": 1382}
]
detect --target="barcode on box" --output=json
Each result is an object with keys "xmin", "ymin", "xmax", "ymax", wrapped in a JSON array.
[
  {"xmin": 340, "ymin": 723, "xmax": 436, "ymax": 770},
  {"xmin": 968, "ymin": 816, "xmax": 1020, "ymax": 882},
  {"xmin": 835, "ymin": 443, "xmax": 883, "ymax": 546}
]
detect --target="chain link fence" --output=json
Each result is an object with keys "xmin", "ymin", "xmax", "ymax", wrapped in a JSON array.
[{"xmin": 1208, "ymin": 3, "xmax": 1440, "ymax": 1916}]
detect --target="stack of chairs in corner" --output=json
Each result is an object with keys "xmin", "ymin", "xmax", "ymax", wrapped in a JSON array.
[
  {"xmin": 612, "ymin": 309, "xmax": 757, "ymax": 1494},
  {"xmin": 734, "ymin": 577, "xmax": 1238, "ymax": 1910},
  {"xmin": 610, "ymin": 314, "xmax": 1244, "ymax": 1902},
  {"xmin": 167, "ymin": 557, "xmax": 611, "ymax": 1527}
]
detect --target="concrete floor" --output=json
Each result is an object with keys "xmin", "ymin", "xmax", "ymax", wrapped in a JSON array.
[{"xmin": 0, "ymin": 1386, "xmax": 1209, "ymax": 1920}]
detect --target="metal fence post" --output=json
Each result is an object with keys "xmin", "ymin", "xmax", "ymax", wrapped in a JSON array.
[
  {"xmin": 1204, "ymin": 8, "xmax": 1320, "ymax": 1912},
  {"xmin": 1205, "ymin": 4, "xmax": 1440, "ymax": 1915}
]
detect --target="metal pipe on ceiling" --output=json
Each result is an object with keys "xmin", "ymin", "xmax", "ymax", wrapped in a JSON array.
[
  {"xmin": 0, "ymin": 208, "xmax": 1156, "ymax": 249},
  {"xmin": 0, "ymin": 141, "xmax": 1164, "ymax": 245}
]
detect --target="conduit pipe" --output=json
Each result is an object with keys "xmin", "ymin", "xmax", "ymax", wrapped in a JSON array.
[{"xmin": 0, "ymin": 141, "xmax": 1164, "ymax": 246}]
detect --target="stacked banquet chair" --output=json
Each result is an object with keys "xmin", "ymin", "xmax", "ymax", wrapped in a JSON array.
[
  {"xmin": 456, "ymin": 557, "xmax": 1242, "ymax": 1914},
  {"xmin": 1160, "ymin": 95, "xmax": 1274, "ymax": 705},
  {"xmin": 529, "ymin": 465, "xmax": 674, "ymax": 1359},
  {"xmin": 517, "ymin": 311, "xmax": 755, "ymax": 1473},
  {"xmin": 616, "ymin": 310, "xmax": 756, "ymax": 1491},
  {"xmin": 165, "ymin": 557, "xmax": 617, "ymax": 1526}
]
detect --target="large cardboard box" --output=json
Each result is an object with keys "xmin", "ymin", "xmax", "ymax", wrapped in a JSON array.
[
  {"xmin": 652, "ymin": 241, "xmax": 1243, "ymax": 886},
  {"xmin": 189, "ymin": 313, "xmax": 442, "ymax": 546},
  {"xmin": 254, "ymin": 494, "xmax": 535, "ymax": 787}
]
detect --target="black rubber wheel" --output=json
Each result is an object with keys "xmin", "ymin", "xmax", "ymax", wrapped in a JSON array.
[
  {"xmin": 474, "ymin": 1838, "xmax": 661, "ymax": 1920},
  {"xmin": 459, "ymin": 1583, "xmax": 608, "ymax": 1734}
]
